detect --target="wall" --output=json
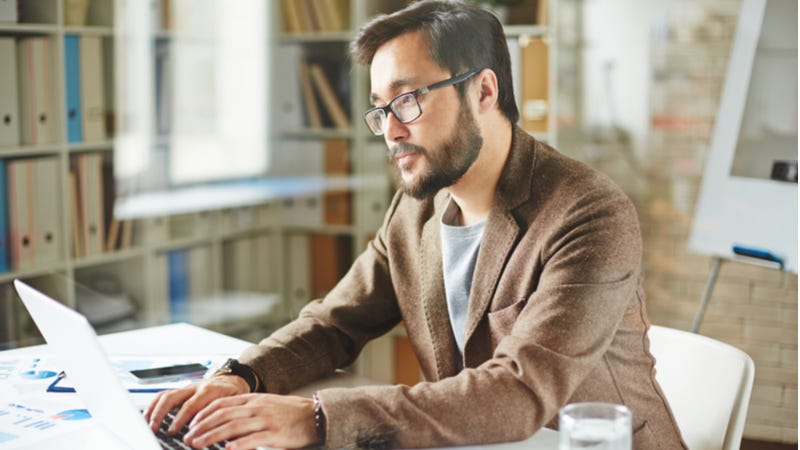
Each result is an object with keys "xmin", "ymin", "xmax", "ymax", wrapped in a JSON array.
[{"xmin": 571, "ymin": 0, "xmax": 797, "ymax": 443}]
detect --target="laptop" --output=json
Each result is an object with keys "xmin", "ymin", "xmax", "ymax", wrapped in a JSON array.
[{"xmin": 14, "ymin": 279, "xmax": 225, "ymax": 450}]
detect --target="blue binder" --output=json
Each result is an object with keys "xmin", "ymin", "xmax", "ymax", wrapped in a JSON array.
[
  {"xmin": 64, "ymin": 35, "xmax": 83, "ymax": 143},
  {"xmin": 168, "ymin": 249, "xmax": 190, "ymax": 321}
]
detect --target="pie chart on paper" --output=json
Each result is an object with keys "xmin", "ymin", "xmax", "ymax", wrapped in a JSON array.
[
  {"xmin": 52, "ymin": 409, "xmax": 92, "ymax": 421},
  {"xmin": 19, "ymin": 370, "xmax": 59, "ymax": 380}
]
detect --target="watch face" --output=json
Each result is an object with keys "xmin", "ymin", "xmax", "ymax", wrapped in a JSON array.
[
  {"xmin": 204, "ymin": 358, "xmax": 230, "ymax": 377},
  {"xmin": 213, "ymin": 358, "xmax": 237, "ymax": 376}
]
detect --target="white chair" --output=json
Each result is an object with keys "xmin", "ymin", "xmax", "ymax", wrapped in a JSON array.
[{"xmin": 648, "ymin": 325, "xmax": 755, "ymax": 450}]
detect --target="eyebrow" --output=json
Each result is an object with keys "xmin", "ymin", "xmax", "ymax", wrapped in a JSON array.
[{"xmin": 369, "ymin": 75, "xmax": 420, "ymax": 106}]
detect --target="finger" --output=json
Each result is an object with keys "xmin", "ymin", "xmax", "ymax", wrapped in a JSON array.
[
  {"xmin": 148, "ymin": 387, "xmax": 196, "ymax": 432},
  {"xmin": 168, "ymin": 387, "xmax": 219, "ymax": 434},
  {"xmin": 142, "ymin": 391, "xmax": 165, "ymax": 423},
  {"xmin": 172, "ymin": 382, "xmax": 247, "ymax": 434},
  {"xmin": 223, "ymin": 430, "xmax": 277, "ymax": 450},
  {"xmin": 189, "ymin": 394, "xmax": 251, "ymax": 429},
  {"xmin": 187, "ymin": 412, "xmax": 268, "ymax": 449},
  {"xmin": 225, "ymin": 431, "xmax": 277, "ymax": 450}
]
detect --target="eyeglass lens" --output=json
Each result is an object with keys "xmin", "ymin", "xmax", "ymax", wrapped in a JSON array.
[{"xmin": 366, "ymin": 92, "xmax": 421, "ymax": 135}]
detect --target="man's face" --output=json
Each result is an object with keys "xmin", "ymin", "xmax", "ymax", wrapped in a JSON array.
[{"xmin": 369, "ymin": 32, "xmax": 483, "ymax": 199}]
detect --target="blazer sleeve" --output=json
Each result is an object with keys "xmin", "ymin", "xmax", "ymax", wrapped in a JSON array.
[{"xmin": 237, "ymin": 192, "xmax": 405, "ymax": 395}]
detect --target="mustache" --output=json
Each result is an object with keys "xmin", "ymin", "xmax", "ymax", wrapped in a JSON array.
[{"xmin": 388, "ymin": 143, "xmax": 425, "ymax": 160}]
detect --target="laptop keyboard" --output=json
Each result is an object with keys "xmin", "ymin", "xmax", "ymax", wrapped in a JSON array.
[{"xmin": 155, "ymin": 410, "xmax": 227, "ymax": 450}]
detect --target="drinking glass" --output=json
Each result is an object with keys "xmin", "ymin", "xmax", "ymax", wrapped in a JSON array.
[{"xmin": 558, "ymin": 402, "xmax": 632, "ymax": 450}]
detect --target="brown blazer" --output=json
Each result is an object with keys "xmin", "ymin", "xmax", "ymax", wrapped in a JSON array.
[{"xmin": 240, "ymin": 126, "xmax": 687, "ymax": 449}]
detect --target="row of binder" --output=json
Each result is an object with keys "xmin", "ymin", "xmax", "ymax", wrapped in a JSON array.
[
  {"xmin": 0, "ymin": 34, "xmax": 107, "ymax": 148},
  {"xmin": 0, "ymin": 153, "xmax": 131, "ymax": 275},
  {"xmin": 162, "ymin": 234, "xmax": 280, "ymax": 322},
  {"xmin": 69, "ymin": 152, "xmax": 133, "ymax": 260},
  {"xmin": 0, "ymin": 157, "xmax": 61, "ymax": 273}
]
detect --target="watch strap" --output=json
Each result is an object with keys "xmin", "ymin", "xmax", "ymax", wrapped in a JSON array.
[{"xmin": 215, "ymin": 358, "xmax": 262, "ymax": 393}]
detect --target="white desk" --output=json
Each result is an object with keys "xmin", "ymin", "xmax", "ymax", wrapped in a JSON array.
[{"xmin": 0, "ymin": 323, "xmax": 558, "ymax": 449}]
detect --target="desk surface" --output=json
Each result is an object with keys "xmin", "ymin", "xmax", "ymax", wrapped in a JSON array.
[{"xmin": 0, "ymin": 323, "xmax": 558, "ymax": 450}]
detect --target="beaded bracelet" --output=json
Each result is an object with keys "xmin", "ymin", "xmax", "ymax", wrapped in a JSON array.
[{"xmin": 312, "ymin": 392, "xmax": 326, "ymax": 445}]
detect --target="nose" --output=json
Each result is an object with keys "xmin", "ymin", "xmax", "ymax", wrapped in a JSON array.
[{"xmin": 383, "ymin": 111, "xmax": 409, "ymax": 143}]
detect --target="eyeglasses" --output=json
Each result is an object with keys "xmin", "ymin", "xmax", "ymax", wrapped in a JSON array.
[{"xmin": 363, "ymin": 68, "xmax": 482, "ymax": 136}]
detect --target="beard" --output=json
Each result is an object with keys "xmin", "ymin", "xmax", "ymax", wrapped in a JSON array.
[{"xmin": 389, "ymin": 104, "xmax": 483, "ymax": 200}]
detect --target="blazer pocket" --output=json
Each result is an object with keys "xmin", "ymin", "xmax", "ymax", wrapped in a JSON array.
[{"xmin": 487, "ymin": 298, "xmax": 527, "ymax": 344}]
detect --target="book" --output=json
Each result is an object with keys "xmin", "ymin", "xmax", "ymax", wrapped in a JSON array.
[
  {"xmin": 299, "ymin": 59, "xmax": 323, "ymax": 128},
  {"xmin": 323, "ymin": 139, "xmax": 351, "ymax": 225},
  {"xmin": 309, "ymin": 234, "xmax": 352, "ymax": 299},
  {"xmin": 308, "ymin": 63, "xmax": 350, "ymax": 129},
  {"xmin": 305, "ymin": 0, "xmax": 325, "ymax": 32},
  {"xmin": 280, "ymin": 0, "xmax": 303, "ymax": 33},
  {"xmin": 68, "ymin": 170, "xmax": 82, "ymax": 258},
  {"xmin": 319, "ymin": 0, "xmax": 348, "ymax": 31},
  {"xmin": 63, "ymin": 0, "xmax": 89, "ymax": 26}
]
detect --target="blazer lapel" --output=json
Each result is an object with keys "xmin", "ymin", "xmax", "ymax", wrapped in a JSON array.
[
  {"xmin": 463, "ymin": 126, "xmax": 535, "ymax": 356},
  {"xmin": 463, "ymin": 208, "xmax": 520, "ymax": 350},
  {"xmin": 420, "ymin": 192, "xmax": 461, "ymax": 379}
]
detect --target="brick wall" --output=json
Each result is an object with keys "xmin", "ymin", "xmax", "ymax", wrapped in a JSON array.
[
  {"xmin": 638, "ymin": 175, "xmax": 798, "ymax": 443},
  {"xmin": 559, "ymin": 0, "xmax": 797, "ymax": 442}
]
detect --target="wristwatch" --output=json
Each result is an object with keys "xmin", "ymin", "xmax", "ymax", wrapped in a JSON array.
[{"xmin": 211, "ymin": 358, "xmax": 262, "ymax": 393}]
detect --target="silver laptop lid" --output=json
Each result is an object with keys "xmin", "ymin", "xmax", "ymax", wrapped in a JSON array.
[{"xmin": 14, "ymin": 279, "xmax": 161, "ymax": 450}]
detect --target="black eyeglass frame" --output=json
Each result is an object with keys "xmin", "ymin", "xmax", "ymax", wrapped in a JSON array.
[{"xmin": 363, "ymin": 68, "xmax": 483, "ymax": 136}]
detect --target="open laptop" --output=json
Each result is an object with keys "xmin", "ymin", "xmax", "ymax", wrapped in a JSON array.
[{"xmin": 14, "ymin": 279, "xmax": 225, "ymax": 450}]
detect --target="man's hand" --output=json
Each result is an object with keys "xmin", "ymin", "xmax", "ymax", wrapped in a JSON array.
[
  {"xmin": 182, "ymin": 393, "xmax": 318, "ymax": 450},
  {"xmin": 144, "ymin": 375, "xmax": 250, "ymax": 436}
]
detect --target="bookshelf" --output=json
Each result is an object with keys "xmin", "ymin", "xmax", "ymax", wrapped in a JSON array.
[{"xmin": 0, "ymin": 0, "xmax": 559, "ymax": 387}]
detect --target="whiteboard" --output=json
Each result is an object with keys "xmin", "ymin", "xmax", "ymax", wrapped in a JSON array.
[{"xmin": 689, "ymin": 0, "xmax": 798, "ymax": 273}]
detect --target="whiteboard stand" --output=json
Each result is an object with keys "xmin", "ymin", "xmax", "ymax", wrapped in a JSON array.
[
  {"xmin": 690, "ymin": 257, "xmax": 723, "ymax": 333},
  {"xmin": 690, "ymin": 255, "xmax": 784, "ymax": 333}
]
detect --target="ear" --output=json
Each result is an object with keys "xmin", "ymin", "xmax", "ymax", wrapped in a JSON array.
[{"xmin": 475, "ymin": 68, "xmax": 499, "ymax": 113}]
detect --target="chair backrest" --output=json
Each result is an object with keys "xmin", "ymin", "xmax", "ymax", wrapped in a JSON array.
[{"xmin": 648, "ymin": 325, "xmax": 755, "ymax": 450}]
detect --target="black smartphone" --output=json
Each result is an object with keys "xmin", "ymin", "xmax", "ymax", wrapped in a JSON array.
[{"xmin": 129, "ymin": 363, "xmax": 208, "ymax": 384}]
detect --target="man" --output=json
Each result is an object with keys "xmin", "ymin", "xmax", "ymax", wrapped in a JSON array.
[{"xmin": 146, "ymin": 1, "xmax": 687, "ymax": 449}]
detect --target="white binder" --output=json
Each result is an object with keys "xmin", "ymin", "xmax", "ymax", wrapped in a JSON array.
[
  {"xmin": 31, "ymin": 157, "xmax": 62, "ymax": 266},
  {"xmin": 287, "ymin": 233, "xmax": 310, "ymax": 317},
  {"xmin": 79, "ymin": 35, "xmax": 107, "ymax": 141},
  {"xmin": 78, "ymin": 153, "xmax": 105, "ymax": 256},
  {"xmin": 0, "ymin": 37, "xmax": 19, "ymax": 146},
  {"xmin": 7, "ymin": 159, "xmax": 34, "ymax": 270},
  {"xmin": 17, "ymin": 37, "xmax": 56, "ymax": 145},
  {"xmin": 0, "ymin": 0, "xmax": 16, "ymax": 23}
]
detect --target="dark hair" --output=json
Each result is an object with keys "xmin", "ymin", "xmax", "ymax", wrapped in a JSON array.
[{"xmin": 350, "ymin": 0, "xmax": 519, "ymax": 124}]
